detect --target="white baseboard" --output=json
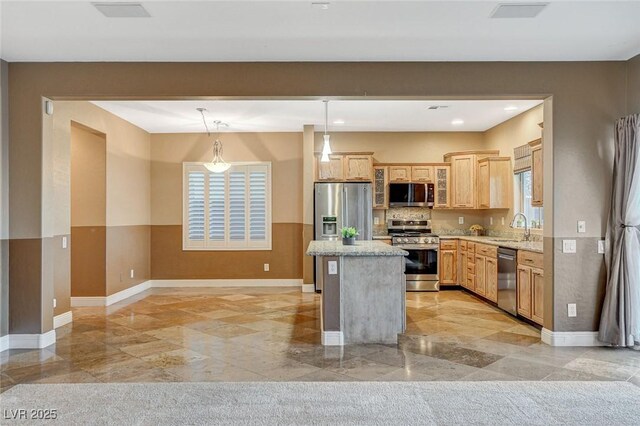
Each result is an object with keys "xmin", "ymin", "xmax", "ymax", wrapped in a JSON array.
[
  {"xmin": 6, "ymin": 330, "xmax": 56, "ymax": 350},
  {"xmin": 149, "ymin": 279, "xmax": 303, "ymax": 288},
  {"xmin": 0, "ymin": 334, "xmax": 8, "ymax": 352},
  {"xmin": 541, "ymin": 328, "xmax": 607, "ymax": 347},
  {"xmin": 53, "ymin": 311, "xmax": 73, "ymax": 329},
  {"xmin": 71, "ymin": 281, "xmax": 151, "ymax": 307},
  {"xmin": 321, "ymin": 331, "xmax": 344, "ymax": 346},
  {"xmin": 301, "ymin": 283, "xmax": 316, "ymax": 293}
]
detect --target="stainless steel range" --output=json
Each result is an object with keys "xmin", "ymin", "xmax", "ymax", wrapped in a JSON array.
[{"xmin": 388, "ymin": 220, "xmax": 439, "ymax": 292}]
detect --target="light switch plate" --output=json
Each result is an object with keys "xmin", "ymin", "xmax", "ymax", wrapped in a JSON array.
[
  {"xmin": 567, "ymin": 303, "xmax": 577, "ymax": 318},
  {"xmin": 328, "ymin": 260, "xmax": 338, "ymax": 275},
  {"xmin": 577, "ymin": 220, "xmax": 586, "ymax": 233},
  {"xmin": 53, "ymin": 298, "xmax": 57, "ymax": 308},
  {"xmin": 130, "ymin": 269, "xmax": 134, "ymax": 279},
  {"xmin": 62, "ymin": 236, "xmax": 68, "ymax": 249},
  {"xmin": 562, "ymin": 240, "xmax": 577, "ymax": 254},
  {"xmin": 490, "ymin": 217, "xmax": 494, "ymax": 225},
  {"xmin": 264, "ymin": 263, "xmax": 270, "ymax": 272},
  {"xmin": 597, "ymin": 240, "xmax": 605, "ymax": 254},
  {"xmin": 458, "ymin": 217, "xmax": 464, "ymax": 225}
]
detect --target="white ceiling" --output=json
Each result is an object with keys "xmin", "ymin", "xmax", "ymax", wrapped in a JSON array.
[
  {"xmin": 91, "ymin": 99, "xmax": 543, "ymax": 133},
  {"xmin": 1, "ymin": 1, "xmax": 639, "ymax": 61}
]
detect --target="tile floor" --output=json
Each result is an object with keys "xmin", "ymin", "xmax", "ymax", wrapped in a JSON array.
[{"xmin": 1, "ymin": 288, "xmax": 639, "ymax": 393}]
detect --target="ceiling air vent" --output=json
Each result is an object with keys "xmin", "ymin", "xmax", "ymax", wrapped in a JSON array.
[
  {"xmin": 490, "ymin": 3, "xmax": 548, "ymax": 19},
  {"xmin": 427, "ymin": 106, "xmax": 449, "ymax": 110},
  {"xmin": 93, "ymin": 2, "xmax": 151, "ymax": 18}
]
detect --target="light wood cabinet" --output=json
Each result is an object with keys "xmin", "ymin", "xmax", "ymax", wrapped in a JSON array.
[
  {"xmin": 411, "ymin": 165, "xmax": 434, "ymax": 183},
  {"xmin": 477, "ymin": 157, "xmax": 513, "ymax": 209},
  {"xmin": 531, "ymin": 268, "xmax": 544, "ymax": 325},
  {"xmin": 459, "ymin": 243, "xmax": 469, "ymax": 290},
  {"xmin": 433, "ymin": 165, "xmax": 451, "ymax": 209},
  {"xmin": 486, "ymin": 257, "xmax": 498, "ymax": 302},
  {"xmin": 450, "ymin": 154, "xmax": 476, "ymax": 208},
  {"xmin": 475, "ymin": 255, "xmax": 487, "ymax": 296},
  {"xmin": 517, "ymin": 266, "xmax": 532, "ymax": 319},
  {"xmin": 316, "ymin": 155, "xmax": 345, "ymax": 181},
  {"xmin": 530, "ymin": 139, "xmax": 543, "ymax": 207},
  {"xmin": 439, "ymin": 241, "xmax": 457, "ymax": 285},
  {"xmin": 389, "ymin": 165, "xmax": 412, "ymax": 182},
  {"xmin": 344, "ymin": 155, "xmax": 373, "ymax": 181},
  {"xmin": 373, "ymin": 166, "xmax": 389, "ymax": 209}
]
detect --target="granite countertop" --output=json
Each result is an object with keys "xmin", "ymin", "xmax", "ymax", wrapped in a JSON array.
[
  {"xmin": 306, "ymin": 240, "xmax": 408, "ymax": 257},
  {"xmin": 439, "ymin": 235, "xmax": 543, "ymax": 253}
]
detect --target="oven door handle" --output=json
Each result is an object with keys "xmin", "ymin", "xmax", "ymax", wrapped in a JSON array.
[{"xmin": 395, "ymin": 245, "xmax": 439, "ymax": 251}]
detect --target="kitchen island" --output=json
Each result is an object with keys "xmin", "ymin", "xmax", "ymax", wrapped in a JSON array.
[{"xmin": 306, "ymin": 240, "xmax": 408, "ymax": 346}]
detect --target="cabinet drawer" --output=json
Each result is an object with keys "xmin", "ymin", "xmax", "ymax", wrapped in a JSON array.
[
  {"xmin": 476, "ymin": 244, "xmax": 498, "ymax": 258},
  {"xmin": 467, "ymin": 242, "xmax": 475, "ymax": 254},
  {"xmin": 518, "ymin": 250, "xmax": 544, "ymax": 269},
  {"xmin": 460, "ymin": 240, "xmax": 467, "ymax": 250},
  {"xmin": 466, "ymin": 274, "xmax": 475, "ymax": 290},
  {"xmin": 467, "ymin": 263, "xmax": 476, "ymax": 275},
  {"xmin": 440, "ymin": 240, "xmax": 458, "ymax": 250}
]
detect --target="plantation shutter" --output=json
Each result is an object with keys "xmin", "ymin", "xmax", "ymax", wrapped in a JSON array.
[{"xmin": 183, "ymin": 163, "xmax": 271, "ymax": 250}]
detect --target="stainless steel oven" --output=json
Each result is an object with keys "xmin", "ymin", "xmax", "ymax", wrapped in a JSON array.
[{"xmin": 389, "ymin": 220, "xmax": 439, "ymax": 292}]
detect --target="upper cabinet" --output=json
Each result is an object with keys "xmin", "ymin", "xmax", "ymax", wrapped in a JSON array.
[
  {"xmin": 316, "ymin": 155, "xmax": 344, "ymax": 181},
  {"xmin": 373, "ymin": 166, "xmax": 389, "ymax": 209},
  {"xmin": 529, "ymin": 138, "xmax": 543, "ymax": 207},
  {"xmin": 477, "ymin": 157, "xmax": 513, "ymax": 209},
  {"xmin": 447, "ymin": 154, "xmax": 477, "ymax": 208},
  {"xmin": 344, "ymin": 155, "xmax": 373, "ymax": 181},
  {"xmin": 433, "ymin": 165, "xmax": 450, "ymax": 209},
  {"xmin": 315, "ymin": 153, "xmax": 373, "ymax": 182},
  {"xmin": 411, "ymin": 165, "xmax": 434, "ymax": 183},
  {"xmin": 388, "ymin": 165, "xmax": 412, "ymax": 182}
]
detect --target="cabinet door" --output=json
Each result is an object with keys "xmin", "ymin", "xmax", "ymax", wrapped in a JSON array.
[
  {"xmin": 434, "ymin": 165, "xmax": 451, "ymax": 208},
  {"xmin": 531, "ymin": 268, "xmax": 544, "ymax": 325},
  {"xmin": 517, "ymin": 266, "xmax": 532, "ymax": 319},
  {"xmin": 344, "ymin": 155, "xmax": 373, "ymax": 181},
  {"xmin": 389, "ymin": 166, "xmax": 412, "ymax": 182},
  {"xmin": 451, "ymin": 155, "xmax": 476, "ymax": 208},
  {"xmin": 317, "ymin": 155, "xmax": 344, "ymax": 181},
  {"xmin": 459, "ymin": 250, "xmax": 468, "ymax": 288},
  {"xmin": 411, "ymin": 166, "xmax": 434, "ymax": 183},
  {"xmin": 485, "ymin": 257, "xmax": 498, "ymax": 303},
  {"xmin": 475, "ymin": 255, "xmax": 486, "ymax": 296},
  {"xmin": 477, "ymin": 161, "xmax": 490, "ymax": 208},
  {"xmin": 531, "ymin": 145, "xmax": 543, "ymax": 206},
  {"xmin": 373, "ymin": 166, "xmax": 389, "ymax": 209},
  {"xmin": 440, "ymin": 249, "xmax": 457, "ymax": 284}
]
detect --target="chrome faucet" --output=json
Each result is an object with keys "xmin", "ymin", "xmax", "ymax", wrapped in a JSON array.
[{"xmin": 510, "ymin": 213, "xmax": 530, "ymax": 242}]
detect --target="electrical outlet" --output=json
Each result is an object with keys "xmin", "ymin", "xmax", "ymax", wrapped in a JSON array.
[
  {"xmin": 577, "ymin": 221, "xmax": 586, "ymax": 233},
  {"xmin": 328, "ymin": 260, "xmax": 338, "ymax": 275},
  {"xmin": 458, "ymin": 217, "xmax": 464, "ymax": 225},
  {"xmin": 597, "ymin": 240, "xmax": 605, "ymax": 254},
  {"xmin": 62, "ymin": 236, "xmax": 68, "ymax": 249},
  {"xmin": 567, "ymin": 303, "xmax": 577, "ymax": 318},
  {"xmin": 562, "ymin": 240, "xmax": 577, "ymax": 254},
  {"xmin": 130, "ymin": 269, "xmax": 134, "ymax": 279},
  {"xmin": 53, "ymin": 298, "xmax": 57, "ymax": 308},
  {"xmin": 374, "ymin": 217, "xmax": 380, "ymax": 225},
  {"xmin": 264, "ymin": 263, "xmax": 270, "ymax": 272},
  {"xmin": 489, "ymin": 217, "xmax": 494, "ymax": 226}
]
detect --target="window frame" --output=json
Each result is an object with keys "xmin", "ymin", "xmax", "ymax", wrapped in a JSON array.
[
  {"xmin": 182, "ymin": 162, "xmax": 272, "ymax": 251},
  {"xmin": 513, "ymin": 170, "xmax": 543, "ymax": 230}
]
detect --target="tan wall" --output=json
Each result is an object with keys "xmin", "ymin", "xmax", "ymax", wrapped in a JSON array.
[
  {"xmin": 150, "ymin": 132, "xmax": 303, "ymax": 279},
  {"xmin": 0, "ymin": 60, "xmax": 7, "ymax": 336},
  {"xmin": 7, "ymin": 61, "xmax": 629, "ymax": 335},
  {"xmin": 483, "ymin": 104, "xmax": 544, "ymax": 233},
  {"xmin": 314, "ymin": 131, "xmax": 485, "ymax": 163},
  {"xmin": 70, "ymin": 123, "xmax": 106, "ymax": 227},
  {"xmin": 151, "ymin": 132, "xmax": 302, "ymax": 225},
  {"xmin": 629, "ymin": 54, "xmax": 640, "ymax": 114}
]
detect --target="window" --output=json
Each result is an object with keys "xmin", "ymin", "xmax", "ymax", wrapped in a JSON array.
[
  {"xmin": 183, "ymin": 162, "xmax": 272, "ymax": 250},
  {"xmin": 514, "ymin": 170, "xmax": 543, "ymax": 229}
]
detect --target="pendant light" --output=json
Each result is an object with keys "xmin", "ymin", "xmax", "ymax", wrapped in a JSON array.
[
  {"xmin": 197, "ymin": 108, "xmax": 231, "ymax": 173},
  {"xmin": 320, "ymin": 100, "xmax": 332, "ymax": 163}
]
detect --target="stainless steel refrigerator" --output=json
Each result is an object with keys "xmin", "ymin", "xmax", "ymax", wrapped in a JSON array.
[{"xmin": 314, "ymin": 182, "xmax": 373, "ymax": 292}]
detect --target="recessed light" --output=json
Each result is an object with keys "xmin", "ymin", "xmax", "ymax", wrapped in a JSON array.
[
  {"xmin": 333, "ymin": 119, "xmax": 345, "ymax": 125},
  {"xmin": 311, "ymin": 2, "xmax": 330, "ymax": 10},
  {"xmin": 427, "ymin": 105, "xmax": 449, "ymax": 110},
  {"xmin": 451, "ymin": 119, "xmax": 464, "ymax": 126},
  {"xmin": 504, "ymin": 106, "xmax": 519, "ymax": 112},
  {"xmin": 93, "ymin": 2, "xmax": 151, "ymax": 18}
]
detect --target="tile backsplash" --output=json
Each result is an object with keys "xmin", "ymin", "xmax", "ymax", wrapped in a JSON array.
[{"xmin": 385, "ymin": 207, "xmax": 431, "ymax": 221}]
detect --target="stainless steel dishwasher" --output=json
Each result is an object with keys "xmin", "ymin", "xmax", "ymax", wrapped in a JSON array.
[{"xmin": 497, "ymin": 248, "xmax": 517, "ymax": 316}]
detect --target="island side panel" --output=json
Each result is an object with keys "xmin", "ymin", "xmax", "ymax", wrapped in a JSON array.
[
  {"xmin": 342, "ymin": 256, "xmax": 406, "ymax": 344},
  {"xmin": 321, "ymin": 256, "xmax": 342, "ymax": 336}
]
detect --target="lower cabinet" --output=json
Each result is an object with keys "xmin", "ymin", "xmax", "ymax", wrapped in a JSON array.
[
  {"xmin": 486, "ymin": 257, "xmax": 498, "ymax": 302},
  {"xmin": 531, "ymin": 268, "xmax": 545, "ymax": 325},
  {"xmin": 439, "ymin": 240, "xmax": 458, "ymax": 285},
  {"xmin": 517, "ymin": 266, "xmax": 532, "ymax": 318},
  {"xmin": 475, "ymin": 255, "xmax": 486, "ymax": 296},
  {"xmin": 455, "ymin": 241, "xmax": 498, "ymax": 303},
  {"xmin": 516, "ymin": 250, "xmax": 544, "ymax": 326}
]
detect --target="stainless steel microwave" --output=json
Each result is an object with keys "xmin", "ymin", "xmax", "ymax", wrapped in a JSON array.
[{"xmin": 389, "ymin": 183, "xmax": 434, "ymax": 208}]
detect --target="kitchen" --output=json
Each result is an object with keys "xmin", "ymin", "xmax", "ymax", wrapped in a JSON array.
[{"xmin": 309, "ymin": 100, "xmax": 546, "ymax": 346}]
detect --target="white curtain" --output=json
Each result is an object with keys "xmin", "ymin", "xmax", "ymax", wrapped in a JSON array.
[{"xmin": 598, "ymin": 114, "xmax": 640, "ymax": 347}]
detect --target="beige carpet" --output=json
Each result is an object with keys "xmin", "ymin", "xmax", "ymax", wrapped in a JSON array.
[{"xmin": 1, "ymin": 382, "xmax": 639, "ymax": 425}]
